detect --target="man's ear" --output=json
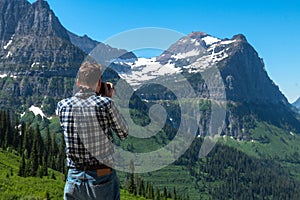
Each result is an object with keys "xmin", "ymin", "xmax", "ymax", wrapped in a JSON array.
[
  {"xmin": 95, "ymin": 80, "xmax": 101, "ymax": 93},
  {"xmin": 77, "ymin": 79, "xmax": 81, "ymax": 87}
]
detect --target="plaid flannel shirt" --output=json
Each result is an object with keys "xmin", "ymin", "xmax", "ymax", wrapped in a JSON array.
[{"xmin": 56, "ymin": 91, "xmax": 128, "ymax": 168}]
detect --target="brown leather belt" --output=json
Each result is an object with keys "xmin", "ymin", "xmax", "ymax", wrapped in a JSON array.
[{"xmin": 69, "ymin": 164, "xmax": 112, "ymax": 176}]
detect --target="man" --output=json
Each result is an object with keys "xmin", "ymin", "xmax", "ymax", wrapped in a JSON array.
[{"xmin": 57, "ymin": 62, "xmax": 128, "ymax": 200}]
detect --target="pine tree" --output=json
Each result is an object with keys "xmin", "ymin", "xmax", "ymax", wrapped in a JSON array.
[
  {"xmin": 140, "ymin": 179, "xmax": 145, "ymax": 197},
  {"xmin": 12, "ymin": 114, "xmax": 20, "ymax": 149},
  {"xmin": 50, "ymin": 132, "xmax": 58, "ymax": 170},
  {"xmin": 18, "ymin": 153, "xmax": 26, "ymax": 177},
  {"xmin": 173, "ymin": 187, "xmax": 177, "ymax": 200},
  {"xmin": 5, "ymin": 111, "xmax": 12, "ymax": 147},
  {"xmin": 163, "ymin": 187, "xmax": 168, "ymax": 200},
  {"xmin": 0, "ymin": 111, "xmax": 4, "ymax": 147},
  {"xmin": 25, "ymin": 159, "xmax": 32, "ymax": 177},
  {"xmin": 27, "ymin": 124, "xmax": 42, "ymax": 176},
  {"xmin": 146, "ymin": 182, "xmax": 154, "ymax": 199},
  {"xmin": 42, "ymin": 157, "xmax": 48, "ymax": 176},
  {"xmin": 155, "ymin": 187, "xmax": 161, "ymax": 200},
  {"xmin": 51, "ymin": 132, "xmax": 58, "ymax": 155},
  {"xmin": 57, "ymin": 133, "xmax": 66, "ymax": 173},
  {"xmin": 18, "ymin": 122, "xmax": 25, "ymax": 153},
  {"xmin": 34, "ymin": 124, "xmax": 44, "ymax": 166},
  {"xmin": 23, "ymin": 124, "xmax": 33, "ymax": 158},
  {"xmin": 30, "ymin": 138, "xmax": 39, "ymax": 176},
  {"xmin": 44, "ymin": 126, "xmax": 51, "ymax": 164}
]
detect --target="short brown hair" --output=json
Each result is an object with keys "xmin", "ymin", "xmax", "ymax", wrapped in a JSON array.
[{"xmin": 77, "ymin": 62, "xmax": 102, "ymax": 88}]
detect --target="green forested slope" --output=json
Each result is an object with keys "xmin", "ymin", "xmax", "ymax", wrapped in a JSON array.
[{"xmin": 0, "ymin": 149, "xmax": 149, "ymax": 200}]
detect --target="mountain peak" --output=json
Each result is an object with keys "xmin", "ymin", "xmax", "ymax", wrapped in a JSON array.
[
  {"xmin": 32, "ymin": 0, "xmax": 51, "ymax": 10},
  {"xmin": 232, "ymin": 34, "xmax": 247, "ymax": 42},
  {"xmin": 32, "ymin": 0, "xmax": 49, "ymax": 6},
  {"xmin": 30, "ymin": 0, "xmax": 69, "ymax": 39},
  {"xmin": 188, "ymin": 31, "xmax": 208, "ymax": 38}
]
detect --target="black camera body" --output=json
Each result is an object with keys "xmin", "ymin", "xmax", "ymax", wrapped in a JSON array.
[{"xmin": 97, "ymin": 82, "xmax": 112, "ymax": 96}]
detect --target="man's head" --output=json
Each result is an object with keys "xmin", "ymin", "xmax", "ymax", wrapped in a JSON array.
[{"xmin": 77, "ymin": 62, "xmax": 102, "ymax": 90}]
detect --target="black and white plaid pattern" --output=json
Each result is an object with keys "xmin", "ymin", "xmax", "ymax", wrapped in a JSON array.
[{"xmin": 57, "ymin": 92, "xmax": 128, "ymax": 168}]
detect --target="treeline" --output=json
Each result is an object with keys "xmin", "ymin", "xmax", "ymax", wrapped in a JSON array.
[
  {"xmin": 0, "ymin": 110, "xmax": 66, "ymax": 178},
  {"xmin": 176, "ymin": 138, "xmax": 300, "ymax": 200}
]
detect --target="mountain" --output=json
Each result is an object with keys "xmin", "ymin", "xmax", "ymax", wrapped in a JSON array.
[
  {"xmin": 0, "ymin": 0, "xmax": 135, "ymax": 113},
  {"xmin": 0, "ymin": 0, "xmax": 85, "ymax": 69},
  {"xmin": 159, "ymin": 32, "xmax": 286, "ymax": 103},
  {"xmin": 112, "ymin": 31, "xmax": 300, "ymax": 137},
  {"xmin": 118, "ymin": 32, "xmax": 286, "ymax": 104}
]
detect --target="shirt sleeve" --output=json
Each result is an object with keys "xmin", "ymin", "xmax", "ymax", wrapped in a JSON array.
[{"xmin": 108, "ymin": 100, "xmax": 129, "ymax": 140}]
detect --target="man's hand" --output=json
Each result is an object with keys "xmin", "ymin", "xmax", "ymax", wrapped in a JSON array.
[{"xmin": 103, "ymin": 82, "xmax": 114, "ymax": 98}]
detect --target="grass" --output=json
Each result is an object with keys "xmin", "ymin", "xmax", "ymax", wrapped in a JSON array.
[
  {"xmin": 0, "ymin": 149, "xmax": 65, "ymax": 199},
  {"xmin": 120, "ymin": 190, "xmax": 147, "ymax": 200}
]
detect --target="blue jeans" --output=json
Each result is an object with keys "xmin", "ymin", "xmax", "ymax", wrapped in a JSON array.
[{"xmin": 64, "ymin": 168, "xmax": 120, "ymax": 200}]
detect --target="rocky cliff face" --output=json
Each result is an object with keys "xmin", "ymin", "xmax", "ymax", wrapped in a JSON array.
[
  {"xmin": 0, "ymin": 0, "xmax": 85, "ymax": 69},
  {"xmin": 219, "ymin": 35, "xmax": 286, "ymax": 104}
]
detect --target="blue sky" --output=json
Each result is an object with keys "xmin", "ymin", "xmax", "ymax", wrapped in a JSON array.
[{"xmin": 29, "ymin": 0, "xmax": 300, "ymax": 102}]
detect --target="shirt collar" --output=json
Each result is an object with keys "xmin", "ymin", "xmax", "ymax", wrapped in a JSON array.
[{"xmin": 75, "ymin": 87, "xmax": 96, "ymax": 99}]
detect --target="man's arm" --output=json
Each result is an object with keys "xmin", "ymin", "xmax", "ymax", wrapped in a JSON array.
[{"xmin": 108, "ymin": 100, "xmax": 129, "ymax": 140}]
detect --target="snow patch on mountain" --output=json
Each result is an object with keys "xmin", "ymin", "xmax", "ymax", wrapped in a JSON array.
[
  {"xmin": 191, "ymin": 38, "xmax": 200, "ymax": 46},
  {"xmin": 29, "ymin": 105, "xmax": 47, "ymax": 119},
  {"xmin": 171, "ymin": 49, "xmax": 200, "ymax": 60},
  {"xmin": 219, "ymin": 40, "xmax": 236, "ymax": 45},
  {"xmin": 202, "ymin": 36, "xmax": 221, "ymax": 46},
  {"xmin": 20, "ymin": 112, "xmax": 26, "ymax": 118},
  {"xmin": 117, "ymin": 35, "xmax": 238, "ymax": 88},
  {"xmin": 3, "ymin": 37, "xmax": 13, "ymax": 50},
  {"xmin": 0, "ymin": 74, "xmax": 8, "ymax": 78},
  {"xmin": 31, "ymin": 62, "xmax": 40, "ymax": 68},
  {"xmin": 6, "ymin": 51, "xmax": 12, "ymax": 58},
  {"xmin": 179, "ymin": 39, "xmax": 234, "ymax": 73},
  {"xmin": 0, "ymin": 73, "xmax": 17, "ymax": 79},
  {"xmin": 118, "ymin": 57, "xmax": 180, "ymax": 88}
]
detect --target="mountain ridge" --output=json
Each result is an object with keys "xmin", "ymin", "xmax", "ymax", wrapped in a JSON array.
[{"xmin": 293, "ymin": 97, "xmax": 300, "ymax": 109}]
